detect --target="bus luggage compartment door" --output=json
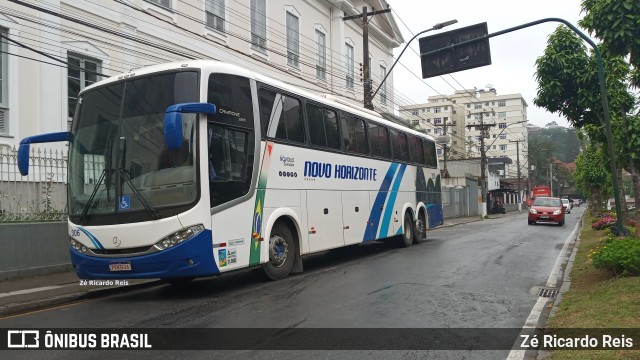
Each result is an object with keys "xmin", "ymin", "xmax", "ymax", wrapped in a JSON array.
[{"xmin": 306, "ymin": 190, "xmax": 344, "ymax": 252}]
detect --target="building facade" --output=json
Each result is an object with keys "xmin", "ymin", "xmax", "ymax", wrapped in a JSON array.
[
  {"xmin": 0, "ymin": 0, "xmax": 404, "ymax": 151},
  {"xmin": 399, "ymin": 87, "xmax": 528, "ymax": 178}
]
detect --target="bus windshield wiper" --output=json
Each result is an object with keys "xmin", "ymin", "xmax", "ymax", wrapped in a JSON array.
[
  {"xmin": 118, "ymin": 168, "xmax": 161, "ymax": 220},
  {"xmin": 79, "ymin": 168, "xmax": 107, "ymax": 224}
]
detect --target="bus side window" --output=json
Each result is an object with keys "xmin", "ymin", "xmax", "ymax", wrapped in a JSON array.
[
  {"xmin": 423, "ymin": 139, "xmax": 437, "ymax": 168},
  {"xmin": 341, "ymin": 115, "xmax": 368, "ymax": 155},
  {"xmin": 258, "ymin": 88, "xmax": 305, "ymax": 144},
  {"xmin": 308, "ymin": 103, "xmax": 340, "ymax": 150},
  {"xmin": 411, "ymin": 136, "xmax": 425, "ymax": 165},
  {"xmin": 369, "ymin": 122, "xmax": 391, "ymax": 159}
]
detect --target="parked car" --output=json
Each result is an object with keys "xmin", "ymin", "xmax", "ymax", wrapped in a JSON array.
[
  {"xmin": 561, "ymin": 198, "xmax": 572, "ymax": 213},
  {"xmin": 528, "ymin": 197, "xmax": 565, "ymax": 226},
  {"xmin": 573, "ymin": 199, "xmax": 581, "ymax": 207}
]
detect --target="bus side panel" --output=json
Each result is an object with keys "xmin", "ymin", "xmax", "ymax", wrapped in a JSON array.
[
  {"xmin": 342, "ymin": 190, "xmax": 370, "ymax": 246},
  {"xmin": 211, "ymin": 197, "xmax": 256, "ymax": 272}
]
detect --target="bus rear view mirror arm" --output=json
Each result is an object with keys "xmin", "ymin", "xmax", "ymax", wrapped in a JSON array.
[
  {"xmin": 18, "ymin": 132, "xmax": 71, "ymax": 176},
  {"xmin": 164, "ymin": 102, "xmax": 217, "ymax": 150}
]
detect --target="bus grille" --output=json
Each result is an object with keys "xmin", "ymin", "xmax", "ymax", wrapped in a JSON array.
[{"xmin": 91, "ymin": 246, "xmax": 153, "ymax": 256}]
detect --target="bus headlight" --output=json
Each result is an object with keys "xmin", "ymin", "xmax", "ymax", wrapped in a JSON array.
[
  {"xmin": 70, "ymin": 238, "xmax": 88, "ymax": 253},
  {"xmin": 154, "ymin": 224, "xmax": 205, "ymax": 251}
]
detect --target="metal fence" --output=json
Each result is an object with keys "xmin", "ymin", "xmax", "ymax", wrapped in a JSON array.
[{"xmin": 0, "ymin": 146, "xmax": 68, "ymax": 223}]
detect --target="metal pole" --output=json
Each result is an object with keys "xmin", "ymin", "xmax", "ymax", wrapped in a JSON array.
[
  {"xmin": 480, "ymin": 112, "xmax": 487, "ymax": 216},
  {"xmin": 550, "ymin": 163, "xmax": 553, "ymax": 197}
]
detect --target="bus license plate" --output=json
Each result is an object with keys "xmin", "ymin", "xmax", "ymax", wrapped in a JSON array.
[{"xmin": 109, "ymin": 262, "xmax": 132, "ymax": 272}]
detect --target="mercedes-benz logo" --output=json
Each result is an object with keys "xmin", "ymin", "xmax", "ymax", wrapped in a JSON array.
[{"xmin": 113, "ymin": 236, "xmax": 121, "ymax": 247}]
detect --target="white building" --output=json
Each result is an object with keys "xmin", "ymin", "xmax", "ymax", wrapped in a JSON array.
[
  {"xmin": 0, "ymin": 0, "xmax": 404, "ymax": 150},
  {"xmin": 399, "ymin": 87, "xmax": 528, "ymax": 178}
]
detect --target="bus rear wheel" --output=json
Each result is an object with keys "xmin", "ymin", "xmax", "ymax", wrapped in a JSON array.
[
  {"xmin": 261, "ymin": 222, "xmax": 296, "ymax": 281},
  {"xmin": 414, "ymin": 211, "xmax": 427, "ymax": 244}
]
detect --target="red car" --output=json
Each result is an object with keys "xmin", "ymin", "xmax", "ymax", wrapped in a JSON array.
[{"xmin": 528, "ymin": 196, "xmax": 565, "ymax": 226}]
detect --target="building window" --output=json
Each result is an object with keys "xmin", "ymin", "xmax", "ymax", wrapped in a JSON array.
[
  {"xmin": 437, "ymin": 149, "xmax": 443, "ymax": 155},
  {"xmin": 286, "ymin": 12, "xmax": 299, "ymax": 67},
  {"xmin": 421, "ymin": 119, "xmax": 429, "ymax": 125},
  {"xmin": 434, "ymin": 128, "xmax": 442, "ymax": 135},
  {"xmin": 498, "ymin": 100, "xmax": 506, "ymax": 107},
  {"xmin": 484, "ymin": 102, "xmax": 489, "ymax": 106},
  {"xmin": 474, "ymin": 103, "xmax": 482, "ymax": 109},
  {"xmin": 498, "ymin": 122, "xmax": 507, "ymax": 129},
  {"xmin": 379, "ymin": 65, "xmax": 387, "ymax": 105},
  {"xmin": 444, "ymin": 106, "xmax": 448, "ymax": 110},
  {"xmin": 493, "ymin": 145, "xmax": 496, "ymax": 149},
  {"xmin": 0, "ymin": 28, "xmax": 7, "ymax": 134},
  {"xmin": 146, "ymin": 0, "xmax": 171, "ymax": 9},
  {"xmin": 434, "ymin": 118, "xmax": 442, "ymax": 124},
  {"xmin": 346, "ymin": 44, "xmax": 354, "ymax": 89},
  {"xmin": 410, "ymin": 109, "xmax": 418, "ymax": 116},
  {"xmin": 452, "ymin": 120, "xmax": 457, "ymax": 125},
  {"xmin": 411, "ymin": 119, "xmax": 419, "ymax": 126},
  {"xmin": 499, "ymin": 134, "xmax": 507, "ymax": 139},
  {"xmin": 426, "ymin": 108, "xmax": 430, "ymax": 112},
  {"xmin": 316, "ymin": 30, "xmax": 326, "ymax": 80},
  {"xmin": 426, "ymin": 129, "xmax": 431, "ymax": 133},
  {"xmin": 467, "ymin": 136, "xmax": 472, "ymax": 141},
  {"xmin": 205, "ymin": 0, "xmax": 225, "ymax": 32},
  {"xmin": 433, "ymin": 107, "xmax": 440, "ymax": 113},
  {"xmin": 498, "ymin": 111, "xmax": 506, "ymax": 118},
  {"xmin": 251, "ymin": 0, "xmax": 267, "ymax": 53},
  {"xmin": 476, "ymin": 146, "xmax": 482, "ymax": 152},
  {"xmin": 452, "ymin": 130, "xmax": 457, "ymax": 134},
  {"xmin": 466, "ymin": 104, "xmax": 470, "ymax": 108},
  {"xmin": 500, "ymin": 144, "xmax": 507, "ymax": 151},
  {"xmin": 68, "ymin": 53, "xmax": 101, "ymax": 128}
]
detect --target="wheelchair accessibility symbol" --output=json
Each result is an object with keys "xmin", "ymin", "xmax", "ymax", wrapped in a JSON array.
[{"xmin": 119, "ymin": 194, "xmax": 131, "ymax": 210}]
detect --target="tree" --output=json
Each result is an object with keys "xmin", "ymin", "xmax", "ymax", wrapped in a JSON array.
[
  {"xmin": 574, "ymin": 143, "xmax": 612, "ymax": 214},
  {"xmin": 579, "ymin": 0, "xmax": 640, "ymax": 87},
  {"xmin": 534, "ymin": 25, "xmax": 637, "ymax": 223}
]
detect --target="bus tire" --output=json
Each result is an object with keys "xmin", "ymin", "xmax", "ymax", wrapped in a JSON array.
[
  {"xmin": 414, "ymin": 210, "xmax": 427, "ymax": 244},
  {"xmin": 261, "ymin": 222, "xmax": 297, "ymax": 281},
  {"xmin": 398, "ymin": 212, "xmax": 414, "ymax": 247}
]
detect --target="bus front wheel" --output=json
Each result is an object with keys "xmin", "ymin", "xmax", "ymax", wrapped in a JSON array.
[{"xmin": 261, "ymin": 222, "xmax": 297, "ymax": 281}]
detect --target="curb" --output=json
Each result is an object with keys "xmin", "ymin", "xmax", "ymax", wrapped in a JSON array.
[{"xmin": 0, "ymin": 280, "xmax": 162, "ymax": 317}]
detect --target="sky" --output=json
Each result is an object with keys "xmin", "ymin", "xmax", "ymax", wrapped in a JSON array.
[{"xmin": 389, "ymin": 0, "xmax": 586, "ymax": 128}]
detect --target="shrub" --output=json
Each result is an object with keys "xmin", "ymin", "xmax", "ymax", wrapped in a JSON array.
[
  {"xmin": 590, "ymin": 236, "xmax": 640, "ymax": 275},
  {"xmin": 592, "ymin": 216, "xmax": 617, "ymax": 230}
]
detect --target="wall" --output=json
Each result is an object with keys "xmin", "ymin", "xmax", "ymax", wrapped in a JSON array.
[{"xmin": 0, "ymin": 222, "xmax": 70, "ymax": 280}]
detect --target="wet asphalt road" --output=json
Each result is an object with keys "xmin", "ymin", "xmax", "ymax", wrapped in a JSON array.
[{"xmin": 2, "ymin": 207, "xmax": 584, "ymax": 359}]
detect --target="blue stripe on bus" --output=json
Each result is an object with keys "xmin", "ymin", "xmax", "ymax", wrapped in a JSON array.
[
  {"xmin": 378, "ymin": 164, "xmax": 407, "ymax": 238},
  {"xmin": 78, "ymin": 227, "xmax": 105, "ymax": 250},
  {"xmin": 362, "ymin": 163, "xmax": 398, "ymax": 242}
]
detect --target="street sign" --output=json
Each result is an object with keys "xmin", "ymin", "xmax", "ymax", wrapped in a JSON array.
[{"xmin": 419, "ymin": 22, "xmax": 492, "ymax": 78}]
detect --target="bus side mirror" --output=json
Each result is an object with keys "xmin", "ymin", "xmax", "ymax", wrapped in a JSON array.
[
  {"xmin": 164, "ymin": 102, "xmax": 217, "ymax": 150},
  {"xmin": 18, "ymin": 132, "xmax": 71, "ymax": 176}
]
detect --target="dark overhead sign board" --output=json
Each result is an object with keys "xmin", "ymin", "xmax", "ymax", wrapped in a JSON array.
[{"xmin": 419, "ymin": 22, "xmax": 492, "ymax": 78}]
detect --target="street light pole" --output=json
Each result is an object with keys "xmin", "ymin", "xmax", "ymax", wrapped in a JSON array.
[{"xmin": 419, "ymin": 17, "xmax": 626, "ymax": 235}]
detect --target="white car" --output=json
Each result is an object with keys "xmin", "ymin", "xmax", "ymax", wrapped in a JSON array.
[{"xmin": 561, "ymin": 198, "xmax": 571, "ymax": 213}]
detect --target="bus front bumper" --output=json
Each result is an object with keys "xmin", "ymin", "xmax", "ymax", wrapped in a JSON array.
[{"xmin": 70, "ymin": 229, "xmax": 219, "ymax": 279}]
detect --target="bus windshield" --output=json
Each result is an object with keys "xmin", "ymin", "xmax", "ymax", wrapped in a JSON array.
[{"xmin": 68, "ymin": 71, "xmax": 200, "ymax": 225}]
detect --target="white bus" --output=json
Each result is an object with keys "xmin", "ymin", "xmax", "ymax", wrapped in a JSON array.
[{"xmin": 18, "ymin": 60, "xmax": 443, "ymax": 282}]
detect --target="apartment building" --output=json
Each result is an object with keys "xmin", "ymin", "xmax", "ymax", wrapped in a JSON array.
[
  {"xmin": 0, "ymin": 0, "xmax": 404, "ymax": 150},
  {"xmin": 399, "ymin": 87, "xmax": 528, "ymax": 178}
]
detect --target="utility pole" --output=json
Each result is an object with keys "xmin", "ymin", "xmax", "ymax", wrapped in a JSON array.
[
  {"xmin": 344, "ymin": 6, "xmax": 391, "ymax": 110},
  {"xmin": 510, "ymin": 139, "xmax": 523, "ymax": 211},
  {"xmin": 433, "ymin": 119, "xmax": 449, "ymax": 173},
  {"xmin": 467, "ymin": 109, "xmax": 496, "ymax": 217}
]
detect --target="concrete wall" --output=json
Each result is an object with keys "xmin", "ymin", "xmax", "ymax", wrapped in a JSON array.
[{"xmin": 0, "ymin": 222, "xmax": 70, "ymax": 280}]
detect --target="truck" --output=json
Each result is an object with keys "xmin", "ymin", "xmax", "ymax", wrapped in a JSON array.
[{"xmin": 526, "ymin": 185, "xmax": 551, "ymax": 207}]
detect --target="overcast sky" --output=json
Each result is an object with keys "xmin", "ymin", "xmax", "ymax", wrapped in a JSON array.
[{"xmin": 389, "ymin": 0, "xmax": 585, "ymax": 128}]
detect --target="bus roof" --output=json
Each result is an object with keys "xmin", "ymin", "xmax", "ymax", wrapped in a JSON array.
[{"xmin": 83, "ymin": 60, "xmax": 435, "ymax": 142}]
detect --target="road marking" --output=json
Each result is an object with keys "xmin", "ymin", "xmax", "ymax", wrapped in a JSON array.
[
  {"xmin": 0, "ymin": 284, "xmax": 76, "ymax": 298},
  {"xmin": 506, "ymin": 210, "xmax": 584, "ymax": 360}
]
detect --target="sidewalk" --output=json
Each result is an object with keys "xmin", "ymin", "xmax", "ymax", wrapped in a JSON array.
[{"xmin": 0, "ymin": 210, "xmax": 522, "ymax": 317}]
